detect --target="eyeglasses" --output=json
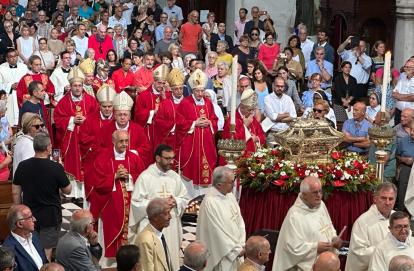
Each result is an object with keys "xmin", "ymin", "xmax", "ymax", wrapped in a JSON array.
[
  {"xmin": 393, "ymin": 224, "xmax": 410, "ymax": 230},
  {"xmin": 32, "ymin": 124, "xmax": 45, "ymax": 129},
  {"xmin": 313, "ymin": 108, "xmax": 324, "ymax": 113},
  {"xmin": 251, "ymin": 33, "xmax": 259, "ymax": 36},
  {"xmin": 161, "ymin": 156, "xmax": 175, "ymax": 161},
  {"xmin": 17, "ymin": 215, "xmax": 35, "ymax": 221}
]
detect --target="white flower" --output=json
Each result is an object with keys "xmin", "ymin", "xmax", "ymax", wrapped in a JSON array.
[
  {"xmin": 281, "ymin": 171, "xmax": 286, "ymax": 176},
  {"xmin": 258, "ymin": 172, "xmax": 265, "ymax": 176},
  {"xmin": 305, "ymin": 170, "xmax": 310, "ymax": 176},
  {"xmin": 310, "ymin": 172, "xmax": 318, "ymax": 177},
  {"xmin": 261, "ymin": 164, "xmax": 265, "ymax": 170},
  {"xmin": 345, "ymin": 160, "xmax": 351, "ymax": 167},
  {"xmin": 344, "ymin": 172, "xmax": 351, "ymax": 180},
  {"xmin": 359, "ymin": 175, "xmax": 364, "ymax": 179}
]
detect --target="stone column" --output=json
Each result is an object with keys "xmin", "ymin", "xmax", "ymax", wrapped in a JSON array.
[{"xmin": 394, "ymin": 0, "xmax": 414, "ymax": 69}]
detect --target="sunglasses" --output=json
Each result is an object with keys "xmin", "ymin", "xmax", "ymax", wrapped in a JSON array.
[
  {"xmin": 313, "ymin": 109, "xmax": 324, "ymax": 113},
  {"xmin": 251, "ymin": 33, "xmax": 259, "ymax": 36},
  {"xmin": 32, "ymin": 124, "xmax": 45, "ymax": 129}
]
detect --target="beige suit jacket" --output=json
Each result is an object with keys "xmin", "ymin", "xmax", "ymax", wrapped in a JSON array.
[
  {"xmin": 134, "ymin": 224, "xmax": 169, "ymax": 271},
  {"xmin": 238, "ymin": 259, "xmax": 262, "ymax": 271}
]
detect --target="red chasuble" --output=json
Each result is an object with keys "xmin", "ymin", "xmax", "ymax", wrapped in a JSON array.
[
  {"xmin": 134, "ymin": 87, "xmax": 171, "ymax": 156},
  {"xmin": 111, "ymin": 68, "xmax": 135, "ymax": 93},
  {"xmin": 53, "ymin": 93, "xmax": 98, "ymax": 182},
  {"xmin": 90, "ymin": 149, "xmax": 145, "ymax": 257},
  {"xmin": 152, "ymin": 98, "xmax": 183, "ymax": 152},
  {"xmin": 133, "ymin": 67, "xmax": 154, "ymax": 90},
  {"xmin": 79, "ymin": 110, "xmax": 113, "ymax": 198},
  {"xmin": 16, "ymin": 73, "xmax": 55, "ymax": 107},
  {"xmin": 222, "ymin": 111, "xmax": 266, "ymax": 154},
  {"xmin": 98, "ymin": 120, "xmax": 151, "ymax": 167},
  {"xmin": 176, "ymin": 96, "xmax": 218, "ymax": 186}
]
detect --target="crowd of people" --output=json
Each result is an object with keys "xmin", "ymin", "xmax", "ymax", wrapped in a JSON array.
[{"xmin": 0, "ymin": 0, "xmax": 413, "ymax": 270}]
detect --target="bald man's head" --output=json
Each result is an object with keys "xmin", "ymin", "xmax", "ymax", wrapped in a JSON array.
[
  {"xmin": 70, "ymin": 209, "xmax": 93, "ymax": 235},
  {"xmin": 313, "ymin": 251, "xmax": 340, "ymax": 271},
  {"xmin": 389, "ymin": 255, "xmax": 414, "ymax": 271},
  {"xmin": 183, "ymin": 241, "xmax": 208, "ymax": 270},
  {"xmin": 245, "ymin": 235, "xmax": 271, "ymax": 265}
]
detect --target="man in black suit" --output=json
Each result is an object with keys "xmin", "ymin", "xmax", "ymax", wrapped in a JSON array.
[
  {"xmin": 210, "ymin": 23, "xmax": 234, "ymax": 53},
  {"xmin": 3, "ymin": 204, "xmax": 49, "ymax": 271},
  {"xmin": 179, "ymin": 241, "xmax": 208, "ymax": 271}
]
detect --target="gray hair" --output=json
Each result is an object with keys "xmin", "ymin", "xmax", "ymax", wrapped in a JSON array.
[
  {"xmin": 217, "ymin": 40, "xmax": 228, "ymax": 49},
  {"xmin": 216, "ymin": 61, "xmax": 229, "ymax": 71},
  {"xmin": 6, "ymin": 204, "xmax": 27, "ymax": 230},
  {"xmin": 183, "ymin": 241, "xmax": 208, "ymax": 270},
  {"xmin": 315, "ymin": 46, "xmax": 325, "ymax": 53},
  {"xmin": 147, "ymin": 198, "xmax": 169, "ymax": 219},
  {"xmin": 0, "ymin": 246, "xmax": 15, "ymax": 270},
  {"xmin": 212, "ymin": 166, "xmax": 233, "ymax": 186},
  {"xmin": 33, "ymin": 132, "xmax": 50, "ymax": 152},
  {"xmin": 375, "ymin": 182, "xmax": 397, "ymax": 196},
  {"xmin": 114, "ymin": 23, "xmax": 124, "ymax": 31},
  {"xmin": 70, "ymin": 211, "xmax": 92, "ymax": 234},
  {"xmin": 0, "ymin": 100, "xmax": 7, "ymax": 113},
  {"xmin": 389, "ymin": 255, "xmax": 414, "ymax": 271},
  {"xmin": 300, "ymin": 176, "xmax": 321, "ymax": 193},
  {"xmin": 245, "ymin": 236, "xmax": 269, "ymax": 259}
]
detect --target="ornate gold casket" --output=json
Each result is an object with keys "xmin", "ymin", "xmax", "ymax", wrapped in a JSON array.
[{"xmin": 272, "ymin": 118, "xmax": 344, "ymax": 164}]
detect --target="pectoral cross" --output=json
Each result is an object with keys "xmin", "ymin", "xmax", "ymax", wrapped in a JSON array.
[
  {"xmin": 319, "ymin": 220, "xmax": 332, "ymax": 241},
  {"xmin": 157, "ymin": 184, "xmax": 170, "ymax": 198},
  {"xmin": 230, "ymin": 207, "xmax": 240, "ymax": 225},
  {"xmin": 75, "ymin": 105, "xmax": 83, "ymax": 117}
]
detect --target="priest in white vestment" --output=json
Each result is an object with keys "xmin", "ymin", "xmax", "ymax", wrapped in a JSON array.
[
  {"xmin": 196, "ymin": 166, "xmax": 246, "ymax": 271},
  {"xmin": 368, "ymin": 211, "xmax": 414, "ymax": 271},
  {"xmin": 345, "ymin": 183, "xmax": 397, "ymax": 271},
  {"xmin": 129, "ymin": 144, "xmax": 189, "ymax": 271},
  {"xmin": 0, "ymin": 49, "xmax": 28, "ymax": 126},
  {"xmin": 272, "ymin": 176, "xmax": 342, "ymax": 271},
  {"xmin": 49, "ymin": 51, "xmax": 72, "ymax": 103}
]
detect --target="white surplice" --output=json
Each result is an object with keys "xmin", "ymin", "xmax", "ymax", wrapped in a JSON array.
[
  {"xmin": 345, "ymin": 204, "xmax": 393, "ymax": 271},
  {"xmin": 0, "ymin": 62, "xmax": 28, "ymax": 126},
  {"xmin": 49, "ymin": 67, "xmax": 70, "ymax": 102},
  {"xmin": 272, "ymin": 195, "xmax": 337, "ymax": 271},
  {"xmin": 128, "ymin": 163, "xmax": 189, "ymax": 271},
  {"xmin": 368, "ymin": 233, "xmax": 414, "ymax": 271},
  {"xmin": 196, "ymin": 186, "xmax": 246, "ymax": 271}
]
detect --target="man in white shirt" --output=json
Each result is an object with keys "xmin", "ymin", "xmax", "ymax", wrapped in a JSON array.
[
  {"xmin": 163, "ymin": 0, "xmax": 184, "ymax": 27},
  {"xmin": 0, "ymin": 48, "xmax": 28, "ymax": 126},
  {"xmin": 129, "ymin": 144, "xmax": 189, "ymax": 271},
  {"xmin": 393, "ymin": 60, "xmax": 414, "ymax": 125},
  {"xmin": 71, "ymin": 23, "xmax": 89, "ymax": 58},
  {"xmin": 264, "ymin": 76, "xmax": 297, "ymax": 145},
  {"xmin": 108, "ymin": 6, "xmax": 127, "ymax": 30},
  {"xmin": 49, "ymin": 51, "xmax": 71, "ymax": 103},
  {"xmin": 337, "ymin": 36, "xmax": 372, "ymax": 99},
  {"xmin": 3, "ymin": 204, "xmax": 48, "ymax": 270},
  {"xmin": 299, "ymin": 26, "xmax": 314, "ymax": 69},
  {"xmin": 345, "ymin": 182, "xmax": 397, "ymax": 271},
  {"xmin": 369, "ymin": 211, "xmax": 414, "ymax": 271}
]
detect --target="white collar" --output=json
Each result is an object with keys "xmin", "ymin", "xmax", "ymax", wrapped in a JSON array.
[
  {"xmin": 318, "ymin": 41, "xmax": 327, "ymax": 47},
  {"xmin": 152, "ymin": 86, "xmax": 160, "ymax": 95},
  {"xmin": 173, "ymin": 95, "xmax": 183, "ymax": 104},
  {"xmin": 155, "ymin": 163, "xmax": 169, "ymax": 176},
  {"xmin": 150, "ymin": 224, "xmax": 163, "ymax": 238},
  {"xmin": 114, "ymin": 148, "xmax": 126, "ymax": 160},
  {"xmin": 11, "ymin": 231, "xmax": 33, "ymax": 244},
  {"xmin": 116, "ymin": 121, "xmax": 129, "ymax": 131},
  {"xmin": 246, "ymin": 258, "xmax": 266, "ymax": 271},
  {"xmin": 192, "ymin": 94, "xmax": 205, "ymax": 105},
  {"xmin": 389, "ymin": 232, "xmax": 411, "ymax": 249},
  {"xmin": 71, "ymin": 93, "xmax": 83, "ymax": 102},
  {"xmin": 100, "ymin": 111, "xmax": 113, "ymax": 120}
]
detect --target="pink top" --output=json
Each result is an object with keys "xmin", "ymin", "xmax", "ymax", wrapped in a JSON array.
[
  {"xmin": 258, "ymin": 43, "xmax": 280, "ymax": 70},
  {"xmin": 205, "ymin": 66, "xmax": 218, "ymax": 78}
]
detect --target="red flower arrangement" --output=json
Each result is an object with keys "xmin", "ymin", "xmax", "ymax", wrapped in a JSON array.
[{"xmin": 236, "ymin": 148, "xmax": 379, "ymax": 195}]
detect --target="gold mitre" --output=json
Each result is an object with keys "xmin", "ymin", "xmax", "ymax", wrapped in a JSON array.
[
  {"xmin": 79, "ymin": 58, "xmax": 95, "ymax": 75},
  {"xmin": 67, "ymin": 67, "xmax": 85, "ymax": 84},
  {"xmin": 167, "ymin": 68, "xmax": 185, "ymax": 87},
  {"xmin": 240, "ymin": 88, "xmax": 258, "ymax": 108},
  {"xmin": 96, "ymin": 59, "xmax": 109, "ymax": 70},
  {"xmin": 113, "ymin": 91, "xmax": 134, "ymax": 111},
  {"xmin": 96, "ymin": 84, "xmax": 117, "ymax": 104},
  {"xmin": 188, "ymin": 69, "xmax": 208, "ymax": 89},
  {"xmin": 153, "ymin": 64, "xmax": 169, "ymax": 81}
]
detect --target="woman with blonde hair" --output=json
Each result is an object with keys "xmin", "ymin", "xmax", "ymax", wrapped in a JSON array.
[
  {"xmin": 113, "ymin": 24, "xmax": 128, "ymax": 59},
  {"xmin": 169, "ymin": 43, "xmax": 185, "ymax": 74},
  {"xmin": 64, "ymin": 39, "xmax": 82, "ymax": 66},
  {"xmin": 213, "ymin": 61, "xmax": 232, "ymax": 114}
]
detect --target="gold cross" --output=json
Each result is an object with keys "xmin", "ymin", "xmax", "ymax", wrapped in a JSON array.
[
  {"xmin": 230, "ymin": 207, "xmax": 240, "ymax": 224},
  {"xmin": 319, "ymin": 220, "xmax": 332, "ymax": 241},
  {"xmin": 157, "ymin": 184, "xmax": 170, "ymax": 198}
]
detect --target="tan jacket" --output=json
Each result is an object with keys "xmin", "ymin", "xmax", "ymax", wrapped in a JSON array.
[
  {"xmin": 238, "ymin": 259, "xmax": 263, "ymax": 271},
  {"xmin": 134, "ymin": 224, "xmax": 170, "ymax": 271}
]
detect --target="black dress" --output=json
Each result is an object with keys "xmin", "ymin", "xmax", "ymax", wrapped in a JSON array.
[
  {"xmin": 333, "ymin": 73, "xmax": 357, "ymax": 122},
  {"xmin": 232, "ymin": 46, "xmax": 254, "ymax": 74}
]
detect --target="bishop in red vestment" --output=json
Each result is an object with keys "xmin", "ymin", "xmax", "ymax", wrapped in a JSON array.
[
  {"xmin": 134, "ymin": 64, "xmax": 170, "ymax": 157},
  {"xmin": 90, "ymin": 130, "xmax": 145, "ymax": 258},
  {"xmin": 153, "ymin": 68, "xmax": 185, "ymax": 152},
  {"xmin": 79, "ymin": 84, "xmax": 116, "ymax": 212},
  {"xmin": 92, "ymin": 60, "xmax": 115, "ymax": 94},
  {"xmin": 53, "ymin": 68, "xmax": 98, "ymax": 198},
  {"xmin": 222, "ymin": 88, "xmax": 265, "ymax": 154},
  {"xmin": 16, "ymin": 56, "xmax": 55, "ymax": 107},
  {"xmin": 111, "ymin": 57, "xmax": 136, "ymax": 94},
  {"xmin": 98, "ymin": 91, "xmax": 151, "ymax": 167},
  {"xmin": 176, "ymin": 69, "xmax": 218, "ymax": 186}
]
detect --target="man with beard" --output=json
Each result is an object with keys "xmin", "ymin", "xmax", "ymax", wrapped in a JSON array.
[{"xmin": 88, "ymin": 24, "xmax": 114, "ymax": 61}]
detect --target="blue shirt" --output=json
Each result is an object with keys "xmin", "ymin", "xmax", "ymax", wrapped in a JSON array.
[
  {"xmin": 305, "ymin": 60, "xmax": 333, "ymax": 89},
  {"xmin": 79, "ymin": 6, "xmax": 94, "ymax": 20},
  {"xmin": 397, "ymin": 135, "xmax": 414, "ymax": 157},
  {"xmin": 256, "ymin": 87, "xmax": 270, "ymax": 113},
  {"xmin": 155, "ymin": 24, "xmax": 166, "ymax": 42},
  {"xmin": 301, "ymin": 89, "xmax": 332, "ymax": 109},
  {"xmin": 342, "ymin": 118, "xmax": 372, "ymax": 153}
]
